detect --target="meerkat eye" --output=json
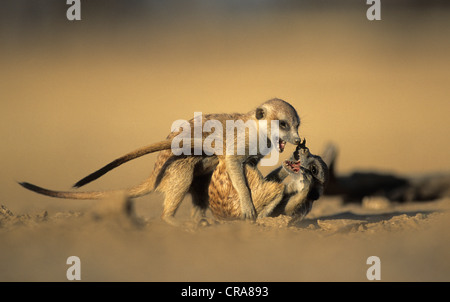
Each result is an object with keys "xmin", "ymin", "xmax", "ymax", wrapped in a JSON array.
[
  {"xmin": 310, "ymin": 165, "xmax": 318, "ymax": 175},
  {"xmin": 279, "ymin": 120, "xmax": 289, "ymax": 130}
]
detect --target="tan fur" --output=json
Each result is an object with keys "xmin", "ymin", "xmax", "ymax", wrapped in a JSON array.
[
  {"xmin": 209, "ymin": 161, "xmax": 284, "ymax": 219},
  {"xmin": 20, "ymin": 98, "xmax": 301, "ymax": 226},
  {"xmin": 208, "ymin": 162, "xmax": 284, "ymax": 219},
  {"xmin": 208, "ymin": 144, "xmax": 329, "ymax": 223}
]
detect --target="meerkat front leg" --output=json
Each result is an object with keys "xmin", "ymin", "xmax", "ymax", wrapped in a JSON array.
[
  {"xmin": 225, "ymin": 156, "xmax": 257, "ymax": 220},
  {"xmin": 255, "ymin": 165, "xmax": 289, "ymax": 217},
  {"xmin": 264, "ymin": 143, "xmax": 301, "ymax": 183},
  {"xmin": 264, "ymin": 166, "xmax": 290, "ymax": 183}
]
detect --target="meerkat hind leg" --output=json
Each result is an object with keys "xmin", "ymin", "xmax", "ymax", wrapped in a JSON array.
[
  {"xmin": 255, "ymin": 183, "xmax": 285, "ymax": 218},
  {"xmin": 240, "ymin": 168, "xmax": 285, "ymax": 218},
  {"xmin": 159, "ymin": 171, "xmax": 195, "ymax": 227}
]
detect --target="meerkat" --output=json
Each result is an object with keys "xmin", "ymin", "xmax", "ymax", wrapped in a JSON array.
[
  {"xmin": 19, "ymin": 98, "xmax": 301, "ymax": 226},
  {"xmin": 208, "ymin": 139, "xmax": 328, "ymax": 224}
]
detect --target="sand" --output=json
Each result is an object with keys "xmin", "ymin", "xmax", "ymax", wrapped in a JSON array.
[
  {"xmin": 1, "ymin": 196, "xmax": 450, "ymax": 282},
  {"xmin": 1, "ymin": 5, "xmax": 449, "ymax": 282}
]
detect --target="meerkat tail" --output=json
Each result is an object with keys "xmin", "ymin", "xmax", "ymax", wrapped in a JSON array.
[
  {"xmin": 73, "ymin": 138, "xmax": 210, "ymax": 189},
  {"xmin": 19, "ymin": 182, "xmax": 110, "ymax": 200},
  {"xmin": 19, "ymin": 176, "xmax": 158, "ymax": 200},
  {"xmin": 73, "ymin": 139, "xmax": 173, "ymax": 188}
]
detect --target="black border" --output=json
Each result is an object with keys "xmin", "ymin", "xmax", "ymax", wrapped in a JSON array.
[{"xmin": 0, "ymin": 282, "xmax": 447, "ymax": 300}]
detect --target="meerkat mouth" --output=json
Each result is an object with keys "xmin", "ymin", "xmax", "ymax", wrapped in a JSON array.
[
  {"xmin": 283, "ymin": 160, "xmax": 301, "ymax": 173},
  {"xmin": 278, "ymin": 139, "xmax": 286, "ymax": 153}
]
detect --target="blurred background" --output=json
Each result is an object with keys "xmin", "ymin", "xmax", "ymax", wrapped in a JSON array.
[{"xmin": 1, "ymin": 0, "xmax": 449, "ymax": 213}]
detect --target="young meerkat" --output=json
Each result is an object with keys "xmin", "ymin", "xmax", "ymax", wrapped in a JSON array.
[
  {"xmin": 20, "ymin": 98, "xmax": 301, "ymax": 226},
  {"xmin": 208, "ymin": 139, "xmax": 328, "ymax": 224}
]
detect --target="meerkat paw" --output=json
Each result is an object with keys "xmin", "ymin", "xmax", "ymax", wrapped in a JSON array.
[
  {"xmin": 240, "ymin": 205, "xmax": 257, "ymax": 221},
  {"xmin": 197, "ymin": 217, "xmax": 219, "ymax": 227},
  {"xmin": 257, "ymin": 208, "xmax": 273, "ymax": 219},
  {"xmin": 161, "ymin": 215, "xmax": 182, "ymax": 227}
]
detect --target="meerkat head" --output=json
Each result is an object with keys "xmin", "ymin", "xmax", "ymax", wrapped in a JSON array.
[
  {"xmin": 279, "ymin": 139, "xmax": 329, "ymax": 221},
  {"xmin": 283, "ymin": 138, "xmax": 329, "ymax": 189},
  {"xmin": 255, "ymin": 98, "xmax": 301, "ymax": 153}
]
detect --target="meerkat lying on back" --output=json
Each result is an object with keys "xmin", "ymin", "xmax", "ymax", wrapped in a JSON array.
[
  {"xmin": 208, "ymin": 139, "xmax": 328, "ymax": 224},
  {"xmin": 20, "ymin": 98, "xmax": 301, "ymax": 226}
]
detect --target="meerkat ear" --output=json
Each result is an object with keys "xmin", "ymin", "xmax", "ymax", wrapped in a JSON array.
[{"xmin": 255, "ymin": 107, "xmax": 266, "ymax": 120}]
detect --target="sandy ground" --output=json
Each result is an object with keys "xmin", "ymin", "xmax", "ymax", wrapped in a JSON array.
[
  {"xmin": 1, "ymin": 6, "xmax": 450, "ymax": 281},
  {"xmin": 1, "ymin": 196, "xmax": 450, "ymax": 282}
]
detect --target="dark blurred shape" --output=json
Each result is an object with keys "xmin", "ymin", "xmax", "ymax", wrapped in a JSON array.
[
  {"xmin": 2, "ymin": 0, "xmax": 449, "ymax": 47},
  {"xmin": 2, "ymin": 0, "xmax": 450, "ymax": 28},
  {"xmin": 322, "ymin": 143, "xmax": 450, "ymax": 203}
]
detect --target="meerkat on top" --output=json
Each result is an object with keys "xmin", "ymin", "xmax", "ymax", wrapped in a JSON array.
[{"xmin": 19, "ymin": 98, "xmax": 301, "ymax": 226}]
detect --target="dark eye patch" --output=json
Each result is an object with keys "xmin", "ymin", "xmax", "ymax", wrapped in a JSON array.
[
  {"xmin": 279, "ymin": 120, "xmax": 289, "ymax": 130},
  {"xmin": 310, "ymin": 165, "xmax": 318, "ymax": 175}
]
